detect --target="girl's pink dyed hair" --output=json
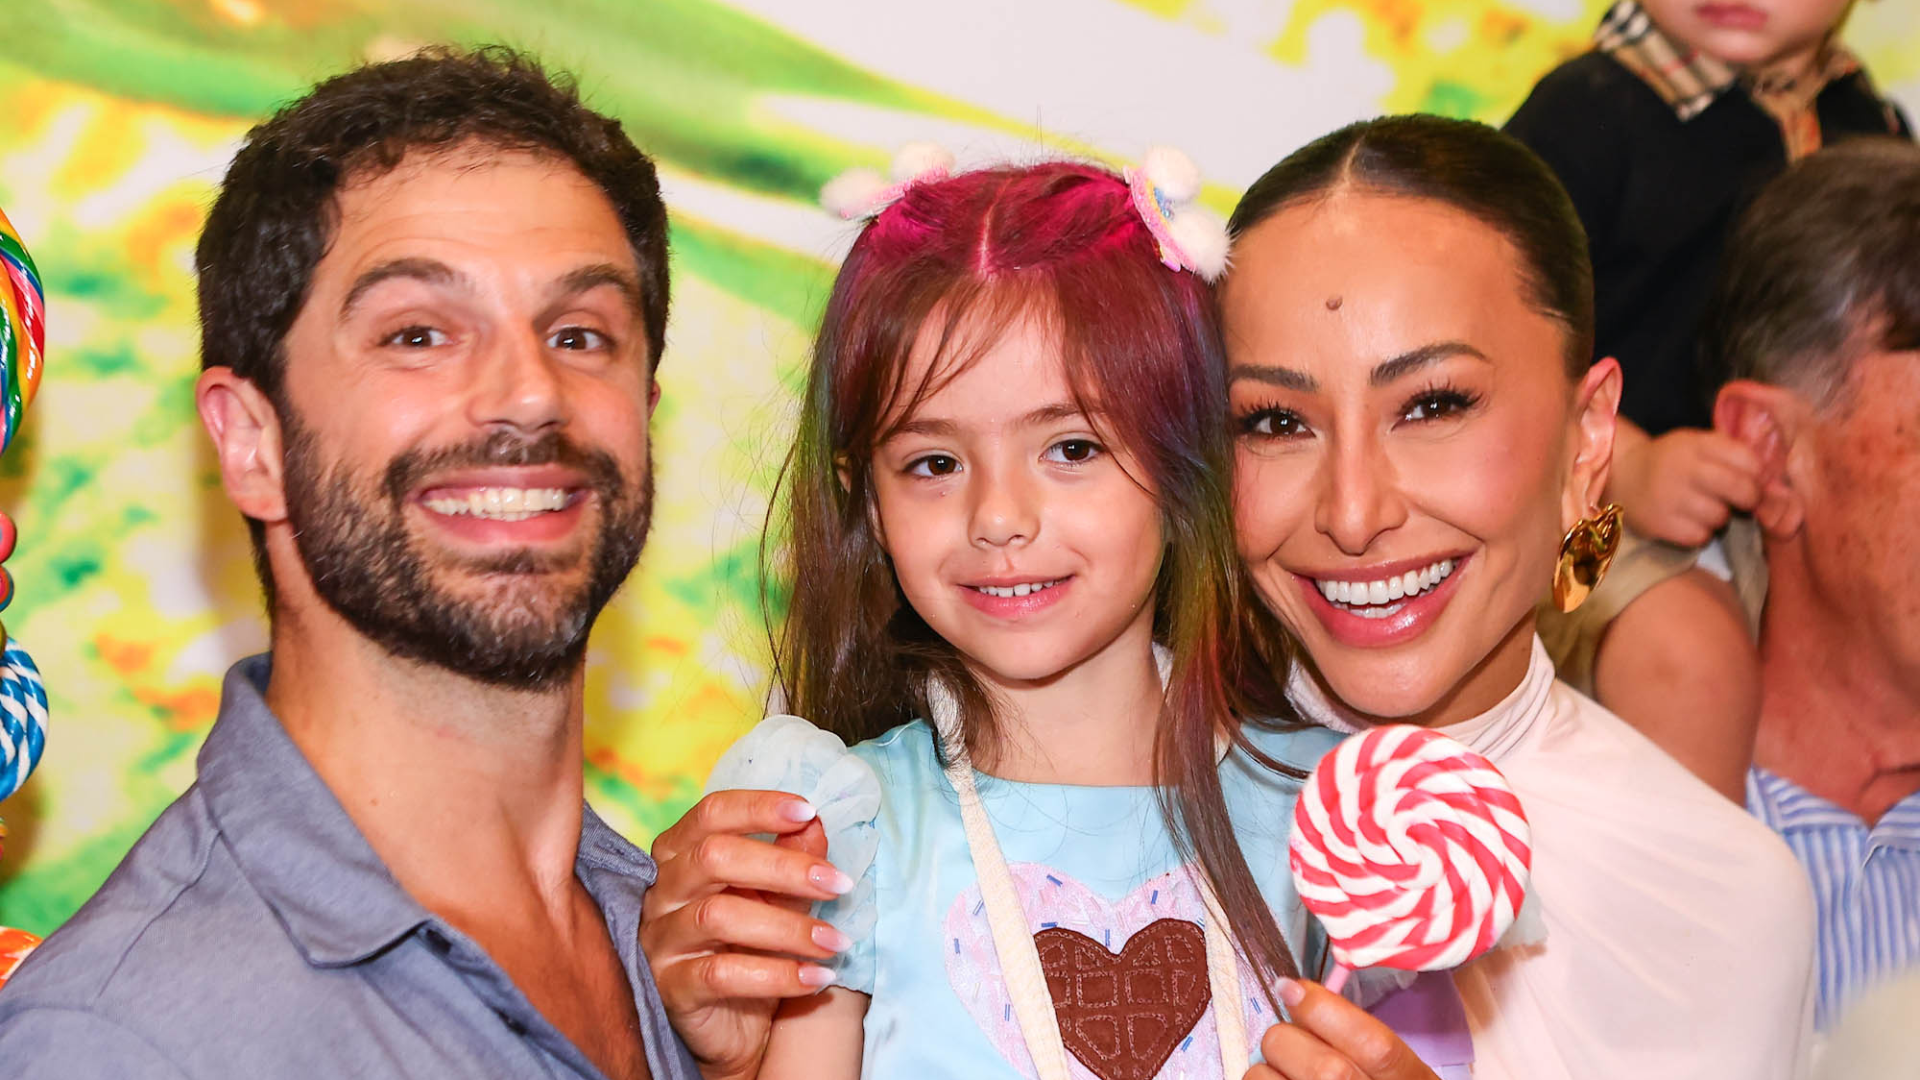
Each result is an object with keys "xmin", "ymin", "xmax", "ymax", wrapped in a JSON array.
[{"xmin": 766, "ymin": 160, "xmax": 1309, "ymax": 1002}]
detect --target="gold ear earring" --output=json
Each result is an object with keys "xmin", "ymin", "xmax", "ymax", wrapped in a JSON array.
[{"xmin": 1552, "ymin": 503, "xmax": 1623, "ymax": 612}]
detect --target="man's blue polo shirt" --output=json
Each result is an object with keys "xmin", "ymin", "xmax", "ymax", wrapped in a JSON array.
[{"xmin": 0, "ymin": 654, "xmax": 702, "ymax": 1079}]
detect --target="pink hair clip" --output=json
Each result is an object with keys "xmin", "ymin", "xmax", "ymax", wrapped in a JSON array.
[
  {"xmin": 821, "ymin": 142, "xmax": 957, "ymax": 221},
  {"xmin": 1125, "ymin": 146, "xmax": 1229, "ymax": 281}
]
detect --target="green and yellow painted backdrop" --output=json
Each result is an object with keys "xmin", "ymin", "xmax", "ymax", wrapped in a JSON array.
[{"xmin": 1, "ymin": 0, "xmax": 1915, "ymax": 933}]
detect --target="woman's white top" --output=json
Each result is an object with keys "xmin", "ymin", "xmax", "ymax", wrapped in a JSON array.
[{"xmin": 1291, "ymin": 636, "xmax": 1816, "ymax": 1080}]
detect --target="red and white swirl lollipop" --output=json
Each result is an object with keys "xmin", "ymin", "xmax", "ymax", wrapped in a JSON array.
[{"xmin": 1289, "ymin": 725, "xmax": 1531, "ymax": 991}]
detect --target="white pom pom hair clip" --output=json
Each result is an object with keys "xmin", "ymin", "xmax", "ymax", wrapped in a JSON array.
[
  {"xmin": 820, "ymin": 141, "xmax": 956, "ymax": 220},
  {"xmin": 819, "ymin": 142, "xmax": 1228, "ymax": 282},
  {"xmin": 1125, "ymin": 146, "xmax": 1229, "ymax": 282}
]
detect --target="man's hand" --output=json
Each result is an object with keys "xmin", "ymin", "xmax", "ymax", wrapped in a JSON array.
[
  {"xmin": 1609, "ymin": 426, "xmax": 1762, "ymax": 547},
  {"xmin": 1246, "ymin": 979, "xmax": 1439, "ymax": 1080},
  {"xmin": 641, "ymin": 790, "xmax": 854, "ymax": 1080}
]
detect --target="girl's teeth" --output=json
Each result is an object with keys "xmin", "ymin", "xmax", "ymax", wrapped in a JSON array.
[
  {"xmin": 1317, "ymin": 559, "xmax": 1457, "ymax": 610},
  {"xmin": 423, "ymin": 487, "xmax": 570, "ymax": 521},
  {"xmin": 976, "ymin": 579, "xmax": 1061, "ymax": 599}
]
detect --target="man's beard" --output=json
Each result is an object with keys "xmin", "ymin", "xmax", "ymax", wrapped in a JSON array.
[{"xmin": 280, "ymin": 416, "xmax": 652, "ymax": 691}]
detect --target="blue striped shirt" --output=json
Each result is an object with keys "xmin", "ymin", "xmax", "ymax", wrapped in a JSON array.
[{"xmin": 1748, "ymin": 767, "xmax": 1920, "ymax": 1029}]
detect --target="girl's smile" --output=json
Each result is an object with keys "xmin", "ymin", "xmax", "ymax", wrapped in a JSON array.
[{"xmin": 870, "ymin": 312, "xmax": 1163, "ymax": 692}]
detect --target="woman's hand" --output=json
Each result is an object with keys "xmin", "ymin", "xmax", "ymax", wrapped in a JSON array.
[
  {"xmin": 641, "ymin": 789, "xmax": 855, "ymax": 1080},
  {"xmin": 1246, "ymin": 979, "xmax": 1439, "ymax": 1080}
]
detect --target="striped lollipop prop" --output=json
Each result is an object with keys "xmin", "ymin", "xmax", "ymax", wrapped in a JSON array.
[
  {"xmin": 0, "ymin": 205, "xmax": 47, "ymax": 805},
  {"xmin": 1289, "ymin": 725, "xmax": 1530, "ymax": 992},
  {"xmin": 0, "ymin": 207, "xmax": 45, "ymax": 456},
  {"xmin": 0, "ymin": 205, "xmax": 45, "ymax": 988}
]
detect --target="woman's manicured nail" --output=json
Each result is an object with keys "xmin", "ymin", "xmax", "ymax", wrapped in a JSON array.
[
  {"xmin": 799, "ymin": 964, "xmax": 835, "ymax": 989},
  {"xmin": 781, "ymin": 800, "xmax": 818, "ymax": 823},
  {"xmin": 812, "ymin": 924, "xmax": 852, "ymax": 954},
  {"xmin": 1278, "ymin": 978, "xmax": 1305, "ymax": 1008},
  {"xmin": 809, "ymin": 864, "xmax": 854, "ymax": 895}
]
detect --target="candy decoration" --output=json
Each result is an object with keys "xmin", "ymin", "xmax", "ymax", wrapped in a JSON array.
[
  {"xmin": 0, "ymin": 924, "xmax": 39, "ymax": 990},
  {"xmin": 0, "ymin": 205, "xmax": 48, "ymax": 986},
  {"xmin": 0, "ymin": 206, "xmax": 46, "ymax": 456},
  {"xmin": 1289, "ymin": 726, "xmax": 1531, "ymax": 991}
]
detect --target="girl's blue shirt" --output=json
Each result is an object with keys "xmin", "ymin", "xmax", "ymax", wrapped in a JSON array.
[{"xmin": 709, "ymin": 716, "xmax": 1342, "ymax": 1080}]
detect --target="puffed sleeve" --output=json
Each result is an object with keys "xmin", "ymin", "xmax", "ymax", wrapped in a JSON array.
[{"xmin": 705, "ymin": 715, "xmax": 882, "ymax": 992}]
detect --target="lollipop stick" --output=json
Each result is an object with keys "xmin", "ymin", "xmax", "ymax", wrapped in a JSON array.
[{"xmin": 1325, "ymin": 963, "xmax": 1353, "ymax": 995}]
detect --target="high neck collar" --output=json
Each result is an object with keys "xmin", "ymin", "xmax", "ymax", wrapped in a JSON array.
[{"xmin": 1287, "ymin": 637, "xmax": 1556, "ymax": 765}]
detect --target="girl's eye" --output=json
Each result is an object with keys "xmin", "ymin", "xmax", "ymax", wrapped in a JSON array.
[
  {"xmin": 1237, "ymin": 408, "xmax": 1309, "ymax": 439},
  {"xmin": 1044, "ymin": 438, "xmax": 1103, "ymax": 464},
  {"xmin": 548, "ymin": 326, "xmax": 610, "ymax": 351},
  {"xmin": 1402, "ymin": 389, "xmax": 1480, "ymax": 423},
  {"xmin": 906, "ymin": 454, "xmax": 961, "ymax": 477},
  {"xmin": 382, "ymin": 326, "xmax": 449, "ymax": 349}
]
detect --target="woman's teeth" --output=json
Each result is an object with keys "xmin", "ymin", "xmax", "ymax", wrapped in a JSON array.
[
  {"xmin": 423, "ymin": 487, "xmax": 571, "ymax": 522},
  {"xmin": 1316, "ymin": 558, "xmax": 1456, "ymax": 615},
  {"xmin": 972, "ymin": 579, "xmax": 1064, "ymax": 599}
]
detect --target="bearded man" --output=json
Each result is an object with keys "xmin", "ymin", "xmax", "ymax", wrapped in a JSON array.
[{"xmin": 0, "ymin": 48, "xmax": 699, "ymax": 1079}]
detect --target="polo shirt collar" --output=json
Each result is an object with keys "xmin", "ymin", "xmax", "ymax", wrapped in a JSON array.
[
  {"xmin": 197, "ymin": 654, "xmax": 432, "ymax": 968},
  {"xmin": 1594, "ymin": 0, "xmax": 1861, "ymax": 122}
]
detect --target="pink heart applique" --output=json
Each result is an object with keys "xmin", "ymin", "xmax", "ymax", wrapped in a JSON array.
[{"xmin": 943, "ymin": 864, "xmax": 1272, "ymax": 1080}]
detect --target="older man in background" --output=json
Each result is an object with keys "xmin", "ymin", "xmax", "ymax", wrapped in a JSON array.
[{"xmin": 1707, "ymin": 137, "xmax": 1920, "ymax": 1034}]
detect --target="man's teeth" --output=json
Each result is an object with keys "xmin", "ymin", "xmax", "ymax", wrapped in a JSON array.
[
  {"xmin": 422, "ymin": 487, "xmax": 570, "ymax": 522},
  {"xmin": 972, "ymin": 579, "xmax": 1064, "ymax": 599},
  {"xmin": 1316, "ymin": 559, "xmax": 1456, "ymax": 609}
]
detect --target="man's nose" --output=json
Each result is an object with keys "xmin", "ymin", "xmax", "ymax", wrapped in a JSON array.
[
  {"xmin": 1314, "ymin": 432, "xmax": 1409, "ymax": 556},
  {"xmin": 469, "ymin": 330, "xmax": 565, "ymax": 434}
]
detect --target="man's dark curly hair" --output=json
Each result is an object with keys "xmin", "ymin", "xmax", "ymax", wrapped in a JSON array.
[
  {"xmin": 195, "ymin": 44, "xmax": 670, "ymax": 409},
  {"xmin": 195, "ymin": 46, "xmax": 669, "ymax": 606}
]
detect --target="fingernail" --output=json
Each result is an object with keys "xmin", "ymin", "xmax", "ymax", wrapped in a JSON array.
[
  {"xmin": 809, "ymin": 865, "xmax": 855, "ymax": 895},
  {"xmin": 781, "ymin": 800, "xmax": 818, "ymax": 824},
  {"xmin": 1277, "ymin": 978, "xmax": 1305, "ymax": 1008},
  {"xmin": 798, "ymin": 964, "xmax": 835, "ymax": 989},
  {"xmin": 812, "ymin": 924, "xmax": 852, "ymax": 954}
]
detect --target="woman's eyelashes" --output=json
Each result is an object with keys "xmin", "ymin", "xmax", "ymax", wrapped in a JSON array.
[
  {"xmin": 1235, "ymin": 403, "xmax": 1309, "ymax": 440},
  {"xmin": 1234, "ymin": 384, "xmax": 1482, "ymax": 440},
  {"xmin": 1399, "ymin": 384, "xmax": 1482, "ymax": 424}
]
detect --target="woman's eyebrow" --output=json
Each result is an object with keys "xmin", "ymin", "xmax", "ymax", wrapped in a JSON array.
[
  {"xmin": 1370, "ymin": 340, "xmax": 1488, "ymax": 386},
  {"xmin": 1228, "ymin": 364, "xmax": 1316, "ymax": 391}
]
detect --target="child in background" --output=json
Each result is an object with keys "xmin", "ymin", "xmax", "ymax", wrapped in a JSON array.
[
  {"xmin": 641, "ymin": 151, "xmax": 1446, "ymax": 1080},
  {"xmin": 1505, "ymin": 0, "xmax": 1912, "ymax": 799}
]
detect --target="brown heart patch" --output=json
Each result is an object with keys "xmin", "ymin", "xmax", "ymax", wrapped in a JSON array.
[{"xmin": 1035, "ymin": 918, "xmax": 1211, "ymax": 1080}]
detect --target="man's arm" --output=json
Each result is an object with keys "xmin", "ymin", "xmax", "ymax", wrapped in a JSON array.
[{"xmin": 0, "ymin": 1006, "xmax": 194, "ymax": 1079}]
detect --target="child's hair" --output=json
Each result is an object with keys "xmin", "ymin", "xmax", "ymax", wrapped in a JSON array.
[{"xmin": 766, "ymin": 159, "xmax": 1310, "ymax": 993}]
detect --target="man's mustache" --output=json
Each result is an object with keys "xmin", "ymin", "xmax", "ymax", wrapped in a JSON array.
[{"xmin": 380, "ymin": 430, "xmax": 629, "ymax": 506}]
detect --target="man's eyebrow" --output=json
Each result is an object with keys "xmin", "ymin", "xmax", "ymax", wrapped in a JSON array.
[
  {"xmin": 1229, "ymin": 364, "xmax": 1317, "ymax": 392},
  {"xmin": 552, "ymin": 263, "xmax": 645, "ymax": 316},
  {"xmin": 1370, "ymin": 341, "xmax": 1489, "ymax": 386},
  {"xmin": 339, "ymin": 258, "xmax": 471, "ymax": 321}
]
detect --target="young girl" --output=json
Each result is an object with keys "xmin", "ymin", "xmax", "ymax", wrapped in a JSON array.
[{"xmin": 642, "ymin": 153, "xmax": 1431, "ymax": 1080}]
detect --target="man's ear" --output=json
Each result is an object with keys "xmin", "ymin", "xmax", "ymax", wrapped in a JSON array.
[
  {"xmin": 196, "ymin": 367, "xmax": 287, "ymax": 525},
  {"xmin": 648, "ymin": 377, "xmax": 660, "ymax": 415},
  {"xmin": 1714, "ymin": 379, "xmax": 1806, "ymax": 539},
  {"xmin": 1565, "ymin": 357, "xmax": 1622, "ymax": 528}
]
